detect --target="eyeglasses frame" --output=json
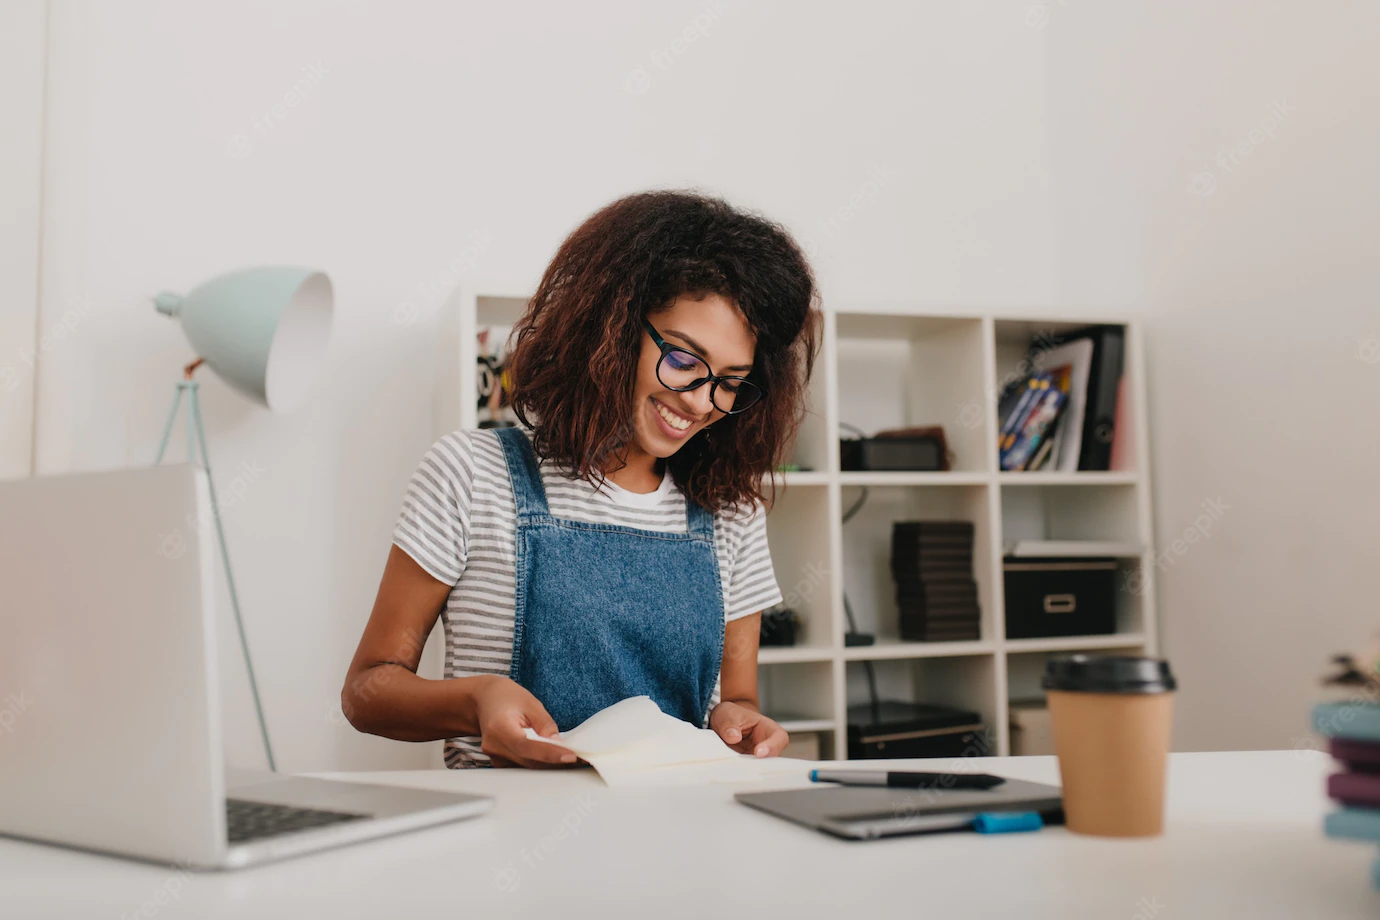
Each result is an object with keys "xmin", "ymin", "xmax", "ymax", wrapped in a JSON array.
[{"xmin": 641, "ymin": 318, "xmax": 765, "ymax": 415}]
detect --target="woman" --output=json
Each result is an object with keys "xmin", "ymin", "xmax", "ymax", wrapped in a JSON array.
[{"xmin": 342, "ymin": 190, "xmax": 820, "ymax": 768}]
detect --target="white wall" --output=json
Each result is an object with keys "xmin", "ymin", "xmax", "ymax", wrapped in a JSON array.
[
  {"xmin": 1041, "ymin": 0, "xmax": 1380, "ymax": 749},
  {"xmin": 0, "ymin": 0, "xmax": 46, "ymax": 478},
  {"xmin": 21, "ymin": 0, "xmax": 1065, "ymax": 772}
]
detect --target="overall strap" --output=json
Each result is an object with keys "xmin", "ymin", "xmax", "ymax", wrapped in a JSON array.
[
  {"xmin": 683, "ymin": 496, "xmax": 716, "ymax": 540},
  {"xmin": 494, "ymin": 427, "xmax": 549, "ymax": 518}
]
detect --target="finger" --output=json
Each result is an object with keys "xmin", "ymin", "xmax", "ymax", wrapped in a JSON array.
[
  {"xmin": 721, "ymin": 721, "xmax": 761, "ymax": 754},
  {"xmin": 508, "ymin": 735, "xmax": 579, "ymax": 767},
  {"xmin": 711, "ymin": 704, "xmax": 753, "ymax": 746},
  {"xmin": 747, "ymin": 720, "xmax": 790, "ymax": 758},
  {"xmin": 525, "ymin": 705, "xmax": 562, "ymax": 740}
]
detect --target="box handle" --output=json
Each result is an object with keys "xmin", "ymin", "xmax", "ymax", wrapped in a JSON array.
[{"xmin": 1043, "ymin": 593, "xmax": 1076, "ymax": 614}]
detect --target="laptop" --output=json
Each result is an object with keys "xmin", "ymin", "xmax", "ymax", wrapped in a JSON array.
[
  {"xmin": 736, "ymin": 778, "xmax": 1063, "ymax": 839},
  {"xmin": 0, "ymin": 464, "xmax": 492, "ymax": 869}
]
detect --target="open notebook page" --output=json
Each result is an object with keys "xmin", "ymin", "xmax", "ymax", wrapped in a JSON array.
[{"xmin": 524, "ymin": 696, "xmax": 811, "ymax": 787}]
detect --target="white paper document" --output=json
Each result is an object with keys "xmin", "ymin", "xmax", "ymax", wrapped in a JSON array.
[{"xmin": 524, "ymin": 696, "xmax": 811, "ymax": 787}]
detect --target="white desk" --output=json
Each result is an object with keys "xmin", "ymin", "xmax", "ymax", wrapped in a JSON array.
[{"xmin": 1, "ymin": 751, "xmax": 1374, "ymax": 918}]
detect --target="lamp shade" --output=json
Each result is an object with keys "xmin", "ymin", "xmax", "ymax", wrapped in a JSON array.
[{"xmin": 154, "ymin": 266, "xmax": 333, "ymax": 412}]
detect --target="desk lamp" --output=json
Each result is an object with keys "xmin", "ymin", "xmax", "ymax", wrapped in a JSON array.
[{"xmin": 152, "ymin": 266, "xmax": 333, "ymax": 771}]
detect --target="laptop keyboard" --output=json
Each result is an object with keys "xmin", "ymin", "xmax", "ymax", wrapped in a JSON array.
[{"xmin": 226, "ymin": 798, "xmax": 369, "ymax": 844}]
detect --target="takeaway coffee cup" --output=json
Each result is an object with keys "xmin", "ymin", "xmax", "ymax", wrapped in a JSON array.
[{"xmin": 1043, "ymin": 655, "xmax": 1177, "ymax": 837}]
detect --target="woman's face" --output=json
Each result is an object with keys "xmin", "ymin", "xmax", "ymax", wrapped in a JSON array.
[{"xmin": 630, "ymin": 293, "xmax": 757, "ymax": 459}]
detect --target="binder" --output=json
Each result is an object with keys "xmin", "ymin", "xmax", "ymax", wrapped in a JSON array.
[
  {"xmin": 1076, "ymin": 326, "xmax": 1124, "ymax": 471},
  {"xmin": 1037, "ymin": 325, "xmax": 1124, "ymax": 471}
]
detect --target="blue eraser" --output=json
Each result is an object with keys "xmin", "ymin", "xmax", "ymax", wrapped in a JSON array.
[
  {"xmin": 809, "ymin": 769, "xmax": 819, "ymax": 782},
  {"xmin": 972, "ymin": 812, "xmax": 1044, "ymax": 834}
]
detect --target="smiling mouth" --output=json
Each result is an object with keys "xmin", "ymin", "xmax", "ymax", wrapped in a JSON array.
[{"xmin": 651, "ymin": 396, "xmax": 696, "ymax": 432}]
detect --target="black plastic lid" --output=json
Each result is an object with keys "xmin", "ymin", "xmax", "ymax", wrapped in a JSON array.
[{"xmin": 1042, "ymin": 655, "xmax": 1177, "ymax": 694}]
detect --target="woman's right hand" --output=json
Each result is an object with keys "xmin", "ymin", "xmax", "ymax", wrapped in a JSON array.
[{"xmin": 473, "ymin": 676, "xmax": 580, "ymax": 769}]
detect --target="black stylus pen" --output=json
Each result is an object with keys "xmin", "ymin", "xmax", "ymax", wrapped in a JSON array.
[{"xmin": 809, "ymin": 769, "xmax": 1006, "ymax": 790}]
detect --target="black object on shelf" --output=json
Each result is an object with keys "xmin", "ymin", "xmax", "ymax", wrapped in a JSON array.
[
  {"xmin": 1003, "ymin": 556, "xmax": 1117, "ymax": 639},
  {"xmin": 846, "ymin": 701, "xmax": 990, "ymax": 760},
  {"xmin": 891, "ymin": 521, "xmax": 981, "ymax": 642},
  {"xmin": 844, "ymin": 632, "xmax": 875, "ymax": 647},
  {"xmin": 759, "ymin": 606, "xmax": 799, "ymax": 647},
  {"xmin": 840, "ymin": 427, "xmax": 949, "ymax": 472},
  {"xmin": 1034, "ymin": 325, "xmax": 1125, "ymax": 472}
]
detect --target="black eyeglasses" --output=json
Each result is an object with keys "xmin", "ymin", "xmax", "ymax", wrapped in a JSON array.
[{"xmin": 643, "ymin": 319, "xmax": 765, "ymax": 414}]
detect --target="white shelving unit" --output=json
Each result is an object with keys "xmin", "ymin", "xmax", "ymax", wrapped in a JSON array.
[{"xmin": 439, "ymin": 290, "xmax": 1158, "ymax": 759}]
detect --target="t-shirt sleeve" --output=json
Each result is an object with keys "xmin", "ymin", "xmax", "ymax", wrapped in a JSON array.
[
  {"xmin": 392, "ymin": 432, "xmax": 475, "ymax": 585},
  {"xmin": 722, "ymin": 501, "xmax": 783, "ymax": 622}
]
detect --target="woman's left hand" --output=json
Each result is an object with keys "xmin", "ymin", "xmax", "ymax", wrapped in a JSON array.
[{"xmin": 710, "ymin": 701, "xmax": 790, "ymax": 758}]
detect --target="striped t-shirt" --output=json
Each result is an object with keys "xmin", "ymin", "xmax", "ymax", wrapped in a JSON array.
[{"xmin": 392, "ymin": 429, "xmax": 783, "ymax": 767}]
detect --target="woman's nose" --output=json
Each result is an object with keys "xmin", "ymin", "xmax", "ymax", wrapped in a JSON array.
[{"xmin": 684, "ymin": 383, "xmax": 715, "ymax": 418}]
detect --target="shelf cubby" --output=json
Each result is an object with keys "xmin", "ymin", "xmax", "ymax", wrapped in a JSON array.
[
  {"xmin": 845, "ymin": 655, "xmax": 999, "ymax": 756},
  {"xmin": 840, "ymin": 483, "xmax": 996, "ymax": 645},
  {"xmin": 834, "ymin": 313, "xmax": 992, "ymax": 474},
  {"xmin": 1000, "ymin": 482, "xmax": 1142, "ymax": 545},
  {"xmin": 763, "ymin": 480, "xmax": 836, "ymax": 653}
]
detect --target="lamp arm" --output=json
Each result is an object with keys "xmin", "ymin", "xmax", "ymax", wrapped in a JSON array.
[{"xmin": 188, "ymin": 385, "xmax": 278, "ymax": 772}]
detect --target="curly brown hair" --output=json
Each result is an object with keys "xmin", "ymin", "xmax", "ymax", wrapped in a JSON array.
[{"xmin": 506, "ymin": 189, "xmax": 821, "ymax": 514}]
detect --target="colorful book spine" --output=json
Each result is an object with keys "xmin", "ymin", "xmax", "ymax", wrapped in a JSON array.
[
  {"xmin": 1328, "ymin": 772, "xmax": 1380, "ymax": 808},
  {"xmin": 1330, "ymin": 737, "xmax": 1380, "ymax": 770},
  {"xmin": 1323, "ymin": 807, "xmax": 1380, "ymax": 843},
  {"xmin": 1313, "ymin": 702, "xmax": 1380, "ymax": 742}
]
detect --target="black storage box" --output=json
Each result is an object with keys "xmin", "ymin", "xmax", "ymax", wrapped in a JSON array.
[
  {"xmin": 1003, "ymin": 557, "xmax": 1117, "ymax": 639},
  {"xmin": 840, "ymin": 436, "xmax": 946, "ymax": 472},
  {"xmin": 846, "ymin": 701, "xmax": 990, "ymax": 760}
]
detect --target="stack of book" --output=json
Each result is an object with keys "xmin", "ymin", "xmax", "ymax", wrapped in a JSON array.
[
  {"xmin": 890, "ymin": 521, "xmax": 980, "ymax": 642},
  {"xmin": 1312, "ymin": 700, "xmax": 1380, "ymax": 890}
]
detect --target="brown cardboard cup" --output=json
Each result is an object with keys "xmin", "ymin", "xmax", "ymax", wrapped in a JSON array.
[{"xmin": 1043, "ymin": 655, "xmax": 1176, "ymax": 837}]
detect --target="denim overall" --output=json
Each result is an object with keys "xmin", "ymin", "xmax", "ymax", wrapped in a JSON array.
[{"xmin": 495, "ymin": 427, "xmax": 726, "ymax": 731}]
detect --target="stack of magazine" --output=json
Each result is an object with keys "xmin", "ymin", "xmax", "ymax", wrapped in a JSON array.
[
  {"xmin": 997, "ymin": 326, "xmax": 1126, "ymax": 472},
  {"xmin": 997, "ymin": 366, "xmax": 1070, "ymax": 471},
  {"xmin": 890, "ymin": 521, "xmax": 980, "ymax": 642}
]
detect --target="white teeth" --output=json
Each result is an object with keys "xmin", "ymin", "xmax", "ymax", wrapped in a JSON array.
[{"xmin": 654, "ymin": 399, "xmax": 692, "ymax": 431}]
